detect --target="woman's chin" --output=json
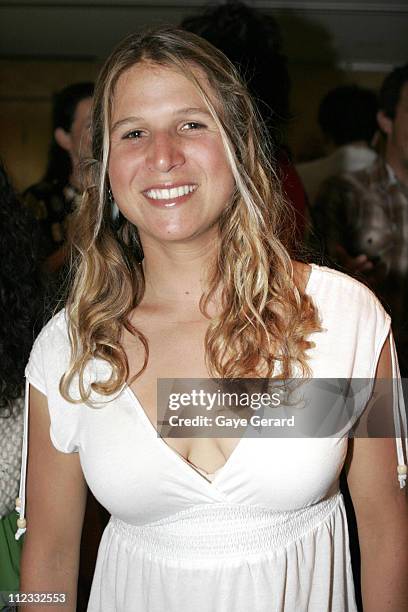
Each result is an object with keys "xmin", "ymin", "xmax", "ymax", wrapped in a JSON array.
[{"xmin": 140, "ymin": 223, "xmax": 219, "ymax": 249}]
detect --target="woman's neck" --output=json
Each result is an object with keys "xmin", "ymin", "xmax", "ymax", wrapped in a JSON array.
[{"xmin": 140, "ymin": 237, "xmax": 218, "ymax": 314}]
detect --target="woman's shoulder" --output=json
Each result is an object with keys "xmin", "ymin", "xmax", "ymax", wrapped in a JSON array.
[
  {"xmin": 293, "ymin": 260, "xmax": 386, "ymax": 313},
  {"xmin": 36, "ymin": 308, "xmax": 70, "ymax": 344},
  {"xmin": 303, "ymin": 264, "xmax": 391, "ymax": 378},
  {"xmin": 305, "ymin": 263, "xmax": 390, "ymax": 337},
  {"xmin": 307, "ymin": 263, "xmax": 385, "ymax": 308},
  {"xmin": 26, "ymin": 309, "xmax": 75, "ymax": 398},
  {"xmin": 27, "ymin": 309, "xmax": 71, "ymax": 375}
]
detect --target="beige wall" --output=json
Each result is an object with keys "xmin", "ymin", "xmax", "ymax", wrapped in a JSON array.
[
  {"xmin": 0, "ymin": 60, "xmax": 100, "ymax": 192},
  {"xmin": 289, "ymin": 65, "xmax": 386, "ymax": 162},
  {"xmin": 0, "ymin": 59, "xmax": 387, "ymax": 192}
]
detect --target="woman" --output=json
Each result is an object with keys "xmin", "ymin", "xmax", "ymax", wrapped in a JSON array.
[
  {"xmin": 19, "ymin": 28, "xmax": 407, "ymax": 611},
  {"xmin": 23, "ymin": 82, "xmax": 94, "ymax": 275},
  {"xmin": 0, "ymin": 161, "xmax": 42, "ymax": 607}
]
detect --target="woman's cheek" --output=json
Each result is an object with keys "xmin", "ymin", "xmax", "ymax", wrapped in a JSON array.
[{"xmin": 109, "ymin": 152, "xmax": 135, "ymax": 188}]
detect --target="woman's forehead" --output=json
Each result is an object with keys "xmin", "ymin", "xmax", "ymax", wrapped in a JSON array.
[{"xmin": 110, "ymin": 60, "xmax": 218, "ymax": 112}]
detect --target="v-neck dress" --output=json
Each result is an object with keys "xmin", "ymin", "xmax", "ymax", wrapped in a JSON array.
[{"xmin": 22, "ymin": 265, "xmax": 407, "ymax": 612}]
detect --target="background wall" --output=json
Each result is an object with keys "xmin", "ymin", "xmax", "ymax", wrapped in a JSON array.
[
  {"xmin": 288, "ymin": 67, "xmax": 387, "ymax": 162},
  {"xmin": 0, "ymin": 0, "xmax": 407, "ymax": 191},
  {"xmin": 0, "ymin": 60, "xmax": 100, "ymax": 190}
]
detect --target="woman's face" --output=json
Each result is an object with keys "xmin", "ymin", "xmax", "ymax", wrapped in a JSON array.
[{"xmin": 108, "ymin": 61, "xmax": 235, "ymax": 246}]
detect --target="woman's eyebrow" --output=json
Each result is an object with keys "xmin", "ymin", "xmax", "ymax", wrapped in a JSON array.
[
  {"xmin": 111, "ymin": 107, "xmax": 212, "ymax": 134},
  {"xmin": 173, "ymin": 107, "xmax": 212, "ymax": 117},
  {"xmin": 111, "ymin": 116, "xmax": 142, "ymax": 134}
]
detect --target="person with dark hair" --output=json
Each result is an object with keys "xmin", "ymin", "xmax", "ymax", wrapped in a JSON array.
[
  {"xmin": 379, "ymin": 64, "xmax": 408, "ymax": 120},
  {"xmin": 297, "ymin": 85, "xmax": 378, "ymax": 204},
  {"xmin": 0, "ymin": 161, "xmax": 42, "ymax": 605},
  {"xmin": 181, "ymin": 0, "xmax": 290, "ymax": 139},
  {"xmin": 23, "ymin": 82, "xmax": 94, "ymax": 274},
  {"xmin": 181, "ymin": 0, "xmax": 307, "ymax": 244},
  {"xmin": 319, "ymin": 85, "xmax": 378, "ymax": 147},
  {"xmin": 22, "ymin": 84, "xmax": 104, "ymax": 610},
  {"xmin": 313, "ymin": 63, "xmax": 408, "ymax": 374}
]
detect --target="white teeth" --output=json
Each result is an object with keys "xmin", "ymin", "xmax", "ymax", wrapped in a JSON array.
[{"xmin": 145, "ymin": 185, "xmax": 196, "ymax": 200}]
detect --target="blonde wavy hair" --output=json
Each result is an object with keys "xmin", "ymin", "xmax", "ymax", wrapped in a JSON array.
[{"xmin": 61, "ymin": 26, "xmax": 320, "ymax": 403}]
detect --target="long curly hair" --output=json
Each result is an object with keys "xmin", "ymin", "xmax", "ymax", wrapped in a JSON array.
[
  {"xmin": 0, "ymin": 162, "xmax": 43, "ymax": 413},
  {"xmin": 61, "ymin": 27, "xmax": 320, "ymax": 403}
]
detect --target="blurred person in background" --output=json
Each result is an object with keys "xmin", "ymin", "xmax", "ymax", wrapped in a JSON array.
[
  {"xmin": 0, "ymin": 161, "xmax": 42, "ymax": 608},
  {"xmin": 23, "ymin": 82, "xmax": 94, "ymax": 277},
  {"xmin": 298, "ymin": 85, "xmax": 377, "ymax": 610},
  {"xmin": 312, "ymin": 64, "xmax": 408, "ymax": 375},
  {"xmin": 297, "ymin": 84, "xmax": 378, "ymax": 206},
  {"xmin": 21, "ymin": 82, "xmax": 107, "ymax": 611},
  {"xmin": 181, "ymin": 0, "xmax": 308, "ymax": 246}
]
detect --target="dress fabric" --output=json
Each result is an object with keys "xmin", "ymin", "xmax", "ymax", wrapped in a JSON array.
[{"xmin": 24, "ymin": 265, "xmax": 401, "ymax": 612}]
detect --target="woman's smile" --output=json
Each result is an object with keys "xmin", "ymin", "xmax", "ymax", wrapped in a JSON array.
[{"xmin": 142, "ymin": 182, "xmax": 199, "ymax": 208}]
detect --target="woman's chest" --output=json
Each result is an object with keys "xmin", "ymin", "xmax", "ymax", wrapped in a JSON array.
[
  {"xmin": 124, "ymin": 320, "xmax": 240, "ymax": 472},
  {"xmin": 78, "ymin": 397, "xmax": 348, "ymax": 524},
  {"xmin": 119, "ymin": 313, "xmax": 364, "ymax": 475}
]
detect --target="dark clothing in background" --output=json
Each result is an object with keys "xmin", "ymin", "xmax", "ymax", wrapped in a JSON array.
[
  {"xmin": 22, "ymin": 179, "xmax": 81, "ymax": 309},
  {"xmin": 278, "ymin": 153, "xmax": 308, "ymax": 244},
  {"xmin": 313, "ymin": 157, "xmax": 408, "ymax": 374},
  {"xmin": 22, "ymin": 179, "xmax": 80, "ymax": 261}
]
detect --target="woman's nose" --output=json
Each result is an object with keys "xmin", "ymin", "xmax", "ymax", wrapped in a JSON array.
[{"xmin": 146, "ymin": 132, "xmax": 185, "ymax": 173}]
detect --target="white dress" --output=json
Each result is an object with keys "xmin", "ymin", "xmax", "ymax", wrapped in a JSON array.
[{"xmin": 18, "ymin": 265, "xmax": 407, "ymax": 612}]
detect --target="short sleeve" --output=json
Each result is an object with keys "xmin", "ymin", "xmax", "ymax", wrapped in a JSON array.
[
  {"xmin": 25, "ymin": 324, "xmax": 47, "ymax": 396},
  {"xmin": 344, "ymin": 285, "xmax": 408, "ymax": 488},
  {"xmin": 355, "ymin": 329, "xmax": 408, "ymax": 489},
  {"xmin": 306, "ymin": 266, "xmax": 407, "ymax": 488},
  {"xmin": 16, "ymin": 311, "xmax": 82, "ymax": 540},
  {"xmin": 25, "ymin": 310, "xmax": 81, "ymax": 454}
]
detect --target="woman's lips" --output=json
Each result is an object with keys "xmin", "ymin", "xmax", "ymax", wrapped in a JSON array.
[{"xmin": 142, "ymin": 183, "xmax": 198, "ymax": 207}]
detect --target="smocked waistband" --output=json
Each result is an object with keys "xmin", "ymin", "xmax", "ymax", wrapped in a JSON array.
[{"xmin": 109, "ymin": 493, "xmax": 341, "ymax": 561}]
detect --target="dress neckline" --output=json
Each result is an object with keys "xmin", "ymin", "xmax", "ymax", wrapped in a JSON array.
[
  {"xmin": 124, "ymin": 383, "xmax": 246, "ymax": 487},
  {"xmin": 123, "ymin": 263, "xmax": 318, "ymax": 486}
]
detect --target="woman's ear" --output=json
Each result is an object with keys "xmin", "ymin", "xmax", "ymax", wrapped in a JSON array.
[
  {"xmin": 376, "ymin": 111, "xmax": 393, "ymax": 137},
  {"xmin": 54, "ymin": 127, "xmax": 72, "ymax": 152}
]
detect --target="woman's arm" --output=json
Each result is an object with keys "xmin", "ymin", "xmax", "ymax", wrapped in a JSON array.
[
  {"xmin": 20, "ymin": 386, "xmax": 87, "ymax": 611},
  {"xmin": 346, "ymin": 338, "xmax": 408, "ymax": 611}
]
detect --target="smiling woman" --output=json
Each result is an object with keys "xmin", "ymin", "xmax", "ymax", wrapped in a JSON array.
[
  {"xmin": 18, "ymin": 27, "xmax": 407, "ymax": 612},
  {"xmin": 108, "ymin": 62, "xmax": 235, "ymax": 244}
]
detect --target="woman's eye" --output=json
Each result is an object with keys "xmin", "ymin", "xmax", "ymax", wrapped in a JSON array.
[
  {"xmin": 123, "ymin": 130, "xmax": 143, "ymax": 140},
  {"xmin": 182, "ymin": 122, "xmax": 205, "ymax": 131}
]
